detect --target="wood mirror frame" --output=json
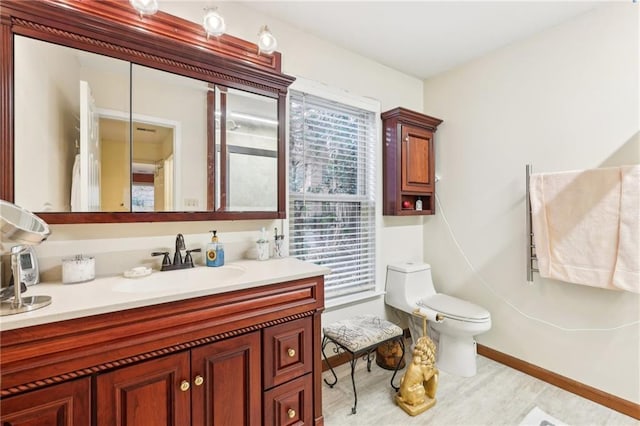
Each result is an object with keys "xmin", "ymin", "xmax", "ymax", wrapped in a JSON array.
[{"xmin": 0, "ymin": 0, "xmax": 295, "ymax": 223}]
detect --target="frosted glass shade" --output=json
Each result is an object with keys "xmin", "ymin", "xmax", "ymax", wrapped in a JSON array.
[
  {"xmin": 129, "ymin": 0, "xmax": 158, "ymax": 16},
  {"xmin": 257, "ymin": 25, "xmax": 277, "ymax": 54},
  {"xmin": 203, "ymin": 9, "xmax": 226, "ymax": 37}
]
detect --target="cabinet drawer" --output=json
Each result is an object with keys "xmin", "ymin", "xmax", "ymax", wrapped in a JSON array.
[
  {"xmin": 263, "ymin": 374, "xmax": 313, "ymax": 426},
  {"xmin": 263, "ymin": 317, "xmax": 312, "ymax": 389}
]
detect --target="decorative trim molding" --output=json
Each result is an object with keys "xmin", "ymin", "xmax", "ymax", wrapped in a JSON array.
[
  {"xmin": 12, "ymin": 17, "xmax": 278, "ymax": 94},
  {"xmin": 477, "ymin": 344, "xmax": 640, "ymax": 420},
  {"xmin": 0, "ymin": 311, "xmax": 314, "ymax": 397}
]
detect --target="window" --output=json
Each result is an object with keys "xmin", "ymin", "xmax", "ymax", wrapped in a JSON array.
[
  {"xmin": 131, "ymin": 183, "xmax": 155, "ymax": 212},
  {"xmin": 289, "ymin": 89, "xmax": 376, "ymax": 301}
]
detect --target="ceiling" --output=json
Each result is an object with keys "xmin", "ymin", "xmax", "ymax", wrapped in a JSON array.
[{"xmin": 240, "ymin": 1, "xmax": 603, "ymax": 79}]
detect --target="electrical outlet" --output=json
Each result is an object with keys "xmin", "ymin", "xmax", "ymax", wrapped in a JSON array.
[{"xmin": 184, "ymin": 198, "xmax": 199, "ymax": 208}]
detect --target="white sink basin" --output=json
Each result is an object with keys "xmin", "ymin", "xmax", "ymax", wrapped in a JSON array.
[{"xmin": 112, "ymin": 265, "xmax": 246, "ymax": 293}]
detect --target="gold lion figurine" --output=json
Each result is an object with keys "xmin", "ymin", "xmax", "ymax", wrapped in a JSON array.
[{"xmin": 395, "ymin": 319, "xmax": 439, "ymax": 416}]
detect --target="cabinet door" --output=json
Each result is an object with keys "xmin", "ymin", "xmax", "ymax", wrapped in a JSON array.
[
  {"xmin": 0, "ymin": 378, "xmax": 90, "ymax": 426},
  {"xmin": 95, "ymin": 352, "xmax": 191, "ymax": 426},
  {"xmin": 191, "ymin": 332, "xmax": 261, "ymax": 426},
  {"xmin": 401, "ymin": 124, "xmax": 433, "ymax": 192}
]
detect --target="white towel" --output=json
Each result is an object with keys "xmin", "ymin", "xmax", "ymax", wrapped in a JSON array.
[
  {"xmin": 529, "ymin": 165, "xmax": 639, "ymax": 293},
  {"xmin": 70, "ymin": 154, "xmax": 80, "ymax": 212},
  {"xmin": 612, "ymin": 166, "xmax": 640, "ymax": 292}
]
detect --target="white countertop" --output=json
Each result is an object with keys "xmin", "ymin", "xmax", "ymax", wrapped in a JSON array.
[{"xmin": 0, "ymin": 258, "xmax": 330, "ymax": 331}]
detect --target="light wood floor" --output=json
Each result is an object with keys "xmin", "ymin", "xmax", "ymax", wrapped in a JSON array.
[{"xmin": 321, "ymin": 354, "xmax": 638, "ymax": 426}]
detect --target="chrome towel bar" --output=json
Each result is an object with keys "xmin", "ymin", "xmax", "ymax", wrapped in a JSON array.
[{"xmin": 526, "ymin": 164, "xmax": 539, "ymax": 283}]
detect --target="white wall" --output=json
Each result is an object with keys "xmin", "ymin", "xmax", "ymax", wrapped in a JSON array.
[
  {"xmin": 32, "ymin": 2, "xmax": 425, "ymax": 330},
  {"xmin": 422, "ymin": 3, "xmax": 639, "ymax": 403}
]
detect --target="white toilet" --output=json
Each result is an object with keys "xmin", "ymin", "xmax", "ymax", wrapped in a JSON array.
[{"xmin": 385, "ymin": 262, "xmax": 491, "ymax": 377}]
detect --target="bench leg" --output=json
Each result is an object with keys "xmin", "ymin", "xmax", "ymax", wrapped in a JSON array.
[
  {"xmin": 321, "ymin": 336, "xmax": 338, "ymax": 388},
  {"xmin": 349, "ymin": 354, "xmax": 358, "ymax": 414},
  {"xmin": 366, "ymin": 350, "xmax": 374, "ymax": 372},
  {"xmin": 389, "ymin": 336, "xmax": 405, "ymax": 391}
]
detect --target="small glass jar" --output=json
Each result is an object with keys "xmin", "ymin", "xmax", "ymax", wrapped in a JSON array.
[{"xmin": 256, "ymin": 240, "xmax": 270, "ymax": 261}]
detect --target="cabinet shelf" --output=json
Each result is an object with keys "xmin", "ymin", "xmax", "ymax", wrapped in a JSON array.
[{"xmin": 382, "ymin": 107, "xmax": 442, "ymax": 216}]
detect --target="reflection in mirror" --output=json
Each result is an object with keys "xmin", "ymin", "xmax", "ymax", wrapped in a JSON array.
[
  {"xmin": 215, "ymin": 87, "xmax": 278, "ymax": 211},
  {"xmin": 13, "ymin": 35, "xmax": 282, "ymax": 216},
  {"xmin": 131, "ymin": 64, "xmax": 209, "ymax": 212},
  {"xmin": 14, "ymin": 35, "xmax": 131, "ymax": 213},
  {"xmin": 98, "ymin": 118, "xmax": 176, "ymax": 212}
]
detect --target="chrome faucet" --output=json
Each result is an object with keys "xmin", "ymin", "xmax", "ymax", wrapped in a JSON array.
[{"xmin": 152, "ymin": 234, "xmax": 200, "ymax": 271}]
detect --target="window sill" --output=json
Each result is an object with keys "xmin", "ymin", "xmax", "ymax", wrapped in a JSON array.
[{"xmin": 324, "ymin": 290, "xmax": 386, "ymax": 312}]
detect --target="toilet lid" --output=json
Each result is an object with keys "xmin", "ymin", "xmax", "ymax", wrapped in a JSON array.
[{"xmin": 419, "ymin": 294, "xmax": 490, "ymax": 323}]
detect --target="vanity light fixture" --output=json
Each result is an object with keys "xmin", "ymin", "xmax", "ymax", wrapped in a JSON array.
[
  {"xmin": 129, "ymin": 0, "xmax": 159, "ymax": 16},
  {"xmin": 203, "ymin": 7, "xmax": 226, "ymax": 37},
  {"xmin": 257, "ymin": 25, "xmax": 278, "ymax": 54},
  {"xmin": 128, "ymin": 2, "xmax": 277, "ymax": 54}
]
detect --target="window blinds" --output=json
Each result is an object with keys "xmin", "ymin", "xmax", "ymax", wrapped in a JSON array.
[{"xmin": 289, "ymin": 90, "xmax": 376, "ymax": 300}]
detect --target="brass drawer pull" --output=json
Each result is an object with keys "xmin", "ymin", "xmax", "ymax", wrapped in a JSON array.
[
  {"xmin": 194, "ymin": 375, "xmax": 204, "ymax": 386},
  {"xmin": 287, "ymin": 348, "xmax": 296, "ymax": 357},
  {"xmin": 180, "ymin": 380, "xmax": 190, "ymax": 392},
  {"xmin": 287, "ymin": 408, "xmax": 296, "ymax": 419}
]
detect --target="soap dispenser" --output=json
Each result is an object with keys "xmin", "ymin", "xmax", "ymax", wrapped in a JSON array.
[{"xmin": 206, "ymin": 230, "xmax": 225, "ymax": 267}]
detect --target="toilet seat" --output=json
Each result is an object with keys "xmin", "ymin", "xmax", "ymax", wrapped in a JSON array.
[{"xmin": 419, "ymin": 294, "xmax": 490, "ymax": 323}]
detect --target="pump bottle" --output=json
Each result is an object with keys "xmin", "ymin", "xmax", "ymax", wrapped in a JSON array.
[{"xmin": 206, "ymin": 230, "xmax": 225, "ymax": 267}]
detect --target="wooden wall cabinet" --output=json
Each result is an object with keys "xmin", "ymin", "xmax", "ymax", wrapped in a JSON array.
[
  {"xmin": 382, "ymin": 107, "xmax": 443, "ymax": 215},
  {"xmin": 0, "ymin": 277, "xmax": 324, "ymax": 425},
  {"xmin": 1, "ymin": 0, "xmax": 295, "ymax": 223}
]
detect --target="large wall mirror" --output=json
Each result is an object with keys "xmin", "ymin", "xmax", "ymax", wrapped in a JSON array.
[{"xmin": 1, "ymin": 0, "xmax": 294, "ymax": 223}]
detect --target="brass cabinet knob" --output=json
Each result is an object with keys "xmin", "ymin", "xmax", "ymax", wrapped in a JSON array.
[
  {"xmin": 180, "ymin": 380, "xmax": 190, "ymax": 392},
  {"xmin": 287, "ymin": 408, "xmax": 296, "ymax": 419},
  {"xmin": 287, "ymin": 348, "xmax": 296, "ymax": 357},
  {"xmin": 194, "ymin": 375, "xmax": 204, "ymax": 386}
]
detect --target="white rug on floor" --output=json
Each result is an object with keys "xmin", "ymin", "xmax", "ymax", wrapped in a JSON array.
[{"xmin": 519, "ymin": 406, "xmax": 569, "ymax": 426}]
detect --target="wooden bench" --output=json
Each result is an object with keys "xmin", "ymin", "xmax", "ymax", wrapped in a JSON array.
[{"xmin": 321, "ymin": 315, "xmax": 405, "ymax": 414}]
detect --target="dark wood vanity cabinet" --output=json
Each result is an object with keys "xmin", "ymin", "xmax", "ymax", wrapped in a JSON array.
[
  {"xmin": 0, "ymin": 277, "xmax": 324, "ymax": 426},
  {"xmin": 382, "ymin": 107, "xmax": 443, "ymax": 215}
]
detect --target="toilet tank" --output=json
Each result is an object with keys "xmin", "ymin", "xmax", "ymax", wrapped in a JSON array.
[{"xmin": 385, "ymin": 262, "xmax": 436, "ymax": 314}]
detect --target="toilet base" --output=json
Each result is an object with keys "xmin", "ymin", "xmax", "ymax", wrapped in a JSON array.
[{"xmin": 436, "ymin": 333, "xmax": 477, "ymax": 377}]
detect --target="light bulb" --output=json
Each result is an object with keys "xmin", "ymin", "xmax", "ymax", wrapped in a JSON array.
[
  {"xmin": 203, "ymin": 8, "xmax": 226, "ymax": 37},
  {"xmin": 257, "ymin": 25, "xmax": 277, "ymax": 54},
  {"xmin": 129, "ymin": 0, "xmax": 158, "ymax": 16}
]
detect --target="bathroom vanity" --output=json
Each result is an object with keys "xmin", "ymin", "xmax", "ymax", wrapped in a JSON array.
[{"xmin": 0, "ymin": 259, "xmax": 328, "ymax": 425}]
